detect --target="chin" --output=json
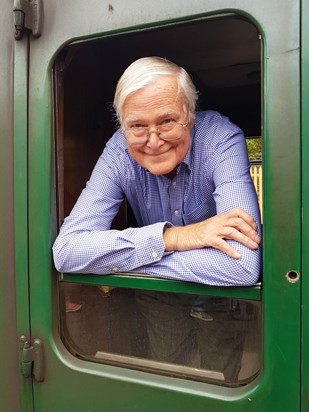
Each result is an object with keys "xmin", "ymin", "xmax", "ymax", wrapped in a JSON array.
[{"xmin": 145, "ymin": 163, "xmax": 177, "ymax": 176}]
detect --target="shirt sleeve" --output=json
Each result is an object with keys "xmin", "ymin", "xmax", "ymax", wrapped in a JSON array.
[
  {"xmin": 52, "ymin": 145, "xmax": 168, "ymax": 274},
  {"xmin": 126, "ymin": 119, "xmax": 262, "ymax": 286}
]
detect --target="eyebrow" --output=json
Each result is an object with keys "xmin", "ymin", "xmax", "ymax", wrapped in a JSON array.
[{"xmin": 126, "ymin": 111, "xmax": 179, "ymax": 125}]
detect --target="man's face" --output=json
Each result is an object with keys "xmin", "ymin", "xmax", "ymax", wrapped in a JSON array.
[{"xmin": 121, "ymin": 76, "xmax": 193, "ymax": 177}]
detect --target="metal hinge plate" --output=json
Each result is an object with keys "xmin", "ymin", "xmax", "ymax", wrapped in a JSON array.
[
  {"xmin": 19, "ymin": 335, "xmax": 45, "ymax": 382},
  {"xmin": 13, "ymin": 0, "xmax": 42, "ymax": 40}
]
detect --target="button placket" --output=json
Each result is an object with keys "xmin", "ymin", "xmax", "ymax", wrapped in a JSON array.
[{"xmin": 169, "ymin": 175, "xmax": 183, "ymax": 226}]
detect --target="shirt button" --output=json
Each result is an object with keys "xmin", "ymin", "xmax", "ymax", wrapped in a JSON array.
[
  {"xmin": 173, "ymin": 182, "xmax": 177, "ymax": 188},
  {"xmin": 174, "ymin": 210, "xmax": 179, "ymax": 216},
  {"xmin": 152, "ymin": 251, "xmax": 158, "ymax": 258}
]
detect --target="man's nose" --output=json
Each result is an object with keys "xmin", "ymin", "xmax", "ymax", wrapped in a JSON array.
[{"xmin": 146, "ymin": 129, "xmax": 164, "ymax": 148}]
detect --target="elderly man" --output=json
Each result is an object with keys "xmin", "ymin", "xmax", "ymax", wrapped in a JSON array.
[{"xmin": 53, "ymin": 56, "xmax": 261, "ymax": 381}]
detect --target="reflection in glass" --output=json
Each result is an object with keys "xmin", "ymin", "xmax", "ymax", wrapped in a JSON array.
[{"xmin": 60, "ymin": 283, "xmax": 261, "ymax": 386}]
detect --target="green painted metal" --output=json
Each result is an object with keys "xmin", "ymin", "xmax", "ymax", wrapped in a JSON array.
[
  {"xmin": 13, "ymin": 36, "xmax": 36, "ymax": 412},
  {"xmin": 61, "ymin": 274, "xmax": 262, "ymax": 300},
  {"xmin": 8, "ymin": 0, "xmax": 301, "ymax": 411},
  {"xmin": 302, "ymin": 1, "xmax": 309, "ymax": 411},
  {"xmin": 0, "ymin": 2, "xmax": 23, "ymax": 412},
  {"xmin": 260, "ymin": 0, "xmax": 301, "ymax": 410}
]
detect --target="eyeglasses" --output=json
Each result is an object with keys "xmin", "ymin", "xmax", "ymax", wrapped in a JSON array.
[{"xmin": 121, "ymin": 120, "xmax": 189, "ymax": 146}]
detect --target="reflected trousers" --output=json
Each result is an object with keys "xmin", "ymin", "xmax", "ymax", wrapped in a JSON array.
[{"xmin": 135, "ymin": 290, "xmax": 247, "ymax": 382}]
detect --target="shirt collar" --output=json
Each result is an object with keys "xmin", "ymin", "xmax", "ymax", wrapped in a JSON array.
[{"xmin": 181, "ymin": 127, "xmax": 194, "ymax": 172}]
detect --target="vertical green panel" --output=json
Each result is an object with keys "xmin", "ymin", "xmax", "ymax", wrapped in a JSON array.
[
  {"xmin": 302, "ymin": 1, "xmax": 309, "ymax": 411},
  {"xmin": 262, "ymin": 12, "xmax": 301, "ymax": 412},
  {"xmin": 0, "ymin": 3, "xmax": 22, "ymax": 412},
  {"xmin": 14, "ymin": 37, "xmax": 34, "ymax": 412}
]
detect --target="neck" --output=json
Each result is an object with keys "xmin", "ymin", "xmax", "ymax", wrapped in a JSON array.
[{"xmin": 165, "ymin": 168, "xmax": 177, "ymax": 180}]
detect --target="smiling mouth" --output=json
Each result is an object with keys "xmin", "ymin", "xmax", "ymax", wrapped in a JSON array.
[{"xmin": 145, "ymin": 150, "xmax": 170, "ymax": 157}]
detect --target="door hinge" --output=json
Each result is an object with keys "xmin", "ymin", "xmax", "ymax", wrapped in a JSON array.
[
  {"xmin": 13, "ymin": 0, "xmax": 42, "ymax": 40},
  {"xmin": 19, "ymin": 335, "xmax": 45, "ymax": 382}
]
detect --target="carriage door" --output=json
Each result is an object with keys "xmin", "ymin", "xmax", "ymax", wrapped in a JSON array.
[{"xmin": 14, "ymin": 1, "xmax": 301, "ymax": 411}]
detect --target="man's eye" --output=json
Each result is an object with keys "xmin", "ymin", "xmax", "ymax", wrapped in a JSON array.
[
  {"xmin": 131, "ymin": 124, "xmax": 146, "ymax": 129},
  {"xmin": 161, "ymin": 119, "xmax": 174, "ymax": 125}
]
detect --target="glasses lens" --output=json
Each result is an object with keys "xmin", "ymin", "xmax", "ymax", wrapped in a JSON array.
[
  {"xmin": 158, "ymin": 122, "xmax": 176, "ymax": 134},
  {"xmin": 124, "ymin": 121, "xmax": 187, "ymax": 145},
  {"xmin": 158, "ymin": 121, "xmax": 185, "ymax": 141},
  {"xmin": 131, "ymin": 127, "xmax": 148, "ymax": 138},
  {"xmin": 125, "ymin": 131, "xmax": 148, "ymax": 146}
]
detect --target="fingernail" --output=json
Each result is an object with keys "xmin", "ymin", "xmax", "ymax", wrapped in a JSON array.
[{"xmin": 250, "ymin": 241, "xmax": 259, "ymax": 248}]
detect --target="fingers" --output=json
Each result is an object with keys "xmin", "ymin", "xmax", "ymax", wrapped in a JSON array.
[
  {"xmin": 226, "ymin": 219, "xmax": 260, "ymax": 245},
  {"xmin": 221, "ymin": 226, "xmax": 259, "ymax": 250},
  {"xmin": 228, "ymin": 208, "xmax": 257, "ymax": 227},
  {"xmin": 202, "ymin": 209, "xmax": 260, "ymax": 259},
  {"xmin": 211, "ymin": 236, "xmax": 242, "ymax": 259},
  {"xmin": 225, "ymin": 209, "xmax": 261, "ymax": 245}
]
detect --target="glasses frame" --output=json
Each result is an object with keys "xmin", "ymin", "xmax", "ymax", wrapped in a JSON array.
[{"xmin": 120, "ymin": 120, "xmax": 190, "ymax": 146}]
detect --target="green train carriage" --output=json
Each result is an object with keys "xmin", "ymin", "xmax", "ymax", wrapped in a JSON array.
[{"xmin": 0, "ymin": 0, "xmax": 307, "ymax": 410}]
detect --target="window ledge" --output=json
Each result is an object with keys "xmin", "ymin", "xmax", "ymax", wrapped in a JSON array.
[{"xmin": 59, "ymin": 273, "xmax": 262, "ymax": 301}]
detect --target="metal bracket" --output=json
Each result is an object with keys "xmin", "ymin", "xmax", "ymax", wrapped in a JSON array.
[
  {"xmin": 19, "ymin": 335, "xmax": 45, "ymax": 382},
  {"xmin": 13, "ymin": 0, "xmax": 42, "ymax": 40}
]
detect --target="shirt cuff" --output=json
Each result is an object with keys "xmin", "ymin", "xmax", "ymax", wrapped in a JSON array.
[{"xmin": 133, "ymin": 222, "xmax": 172, "ymax": 266}]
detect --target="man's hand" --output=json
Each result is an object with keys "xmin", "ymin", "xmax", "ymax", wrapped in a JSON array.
[{"xmin": 163, "ymin": 208, "xmax": 261, "ymax": 259}]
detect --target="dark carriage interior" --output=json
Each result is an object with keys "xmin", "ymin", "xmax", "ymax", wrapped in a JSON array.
[{"xmin": 54, "ymin": 13, "xmax": 261, "ymax": 220}]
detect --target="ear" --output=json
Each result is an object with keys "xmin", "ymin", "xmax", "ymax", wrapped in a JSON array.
[{"xmin": 188, "ymin": 118, "xmax": 195, "ymax": 129}]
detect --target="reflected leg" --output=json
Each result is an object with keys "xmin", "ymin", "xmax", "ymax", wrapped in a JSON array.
[
  {"xmin": 195, "ymin": 298, "xmax": 248, "ymax": 383},
  {"xmin": 135, "ymin": 290, "xmax": 197, "ymax": 365}
]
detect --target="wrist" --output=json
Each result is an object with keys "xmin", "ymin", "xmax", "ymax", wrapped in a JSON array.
[{"xmin": 163, "ymin": 225, "xmax": 180, "ymax": 252}]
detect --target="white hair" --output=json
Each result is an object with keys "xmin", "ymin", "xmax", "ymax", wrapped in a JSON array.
[{"xmin": 113, "ymin": 56, "xmax": 198, "ymax": 125}]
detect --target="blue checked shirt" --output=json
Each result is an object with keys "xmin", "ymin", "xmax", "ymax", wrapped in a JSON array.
[{"xmin": 53, "ymin": 111, "xmax": 261, "ymax": 286}]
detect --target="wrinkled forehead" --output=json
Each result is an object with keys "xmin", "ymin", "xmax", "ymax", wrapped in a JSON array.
[{"xmin": 122, "ymin": 76, "xmax": 186, "ymax": 122}]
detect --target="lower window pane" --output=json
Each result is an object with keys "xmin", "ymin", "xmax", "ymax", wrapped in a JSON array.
[{"xmin": 60, "ymin": 283, "xmax": 262, "ymax": 386}]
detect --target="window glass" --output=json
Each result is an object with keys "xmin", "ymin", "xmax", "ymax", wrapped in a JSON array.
[{"xmin": 60, "ymin": 283, "xmax": 262, "ymax": 385}]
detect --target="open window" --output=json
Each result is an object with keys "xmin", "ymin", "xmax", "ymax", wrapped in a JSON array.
[{"xmin": 54, "ymin": 13, "xmax": 262, "ymax": 386}]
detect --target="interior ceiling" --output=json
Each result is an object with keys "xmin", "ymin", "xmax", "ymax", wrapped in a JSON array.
[
  {"xmin": 134, "ymin": 15, "xmax": 261, "ymax": 88},
  {"xmin": 67, "ymin": 14, "xmax": 261, "ymax": 90},
  {"xmin": 61, "ymin": 13, "xmax": 261, "ymax": 136}
]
